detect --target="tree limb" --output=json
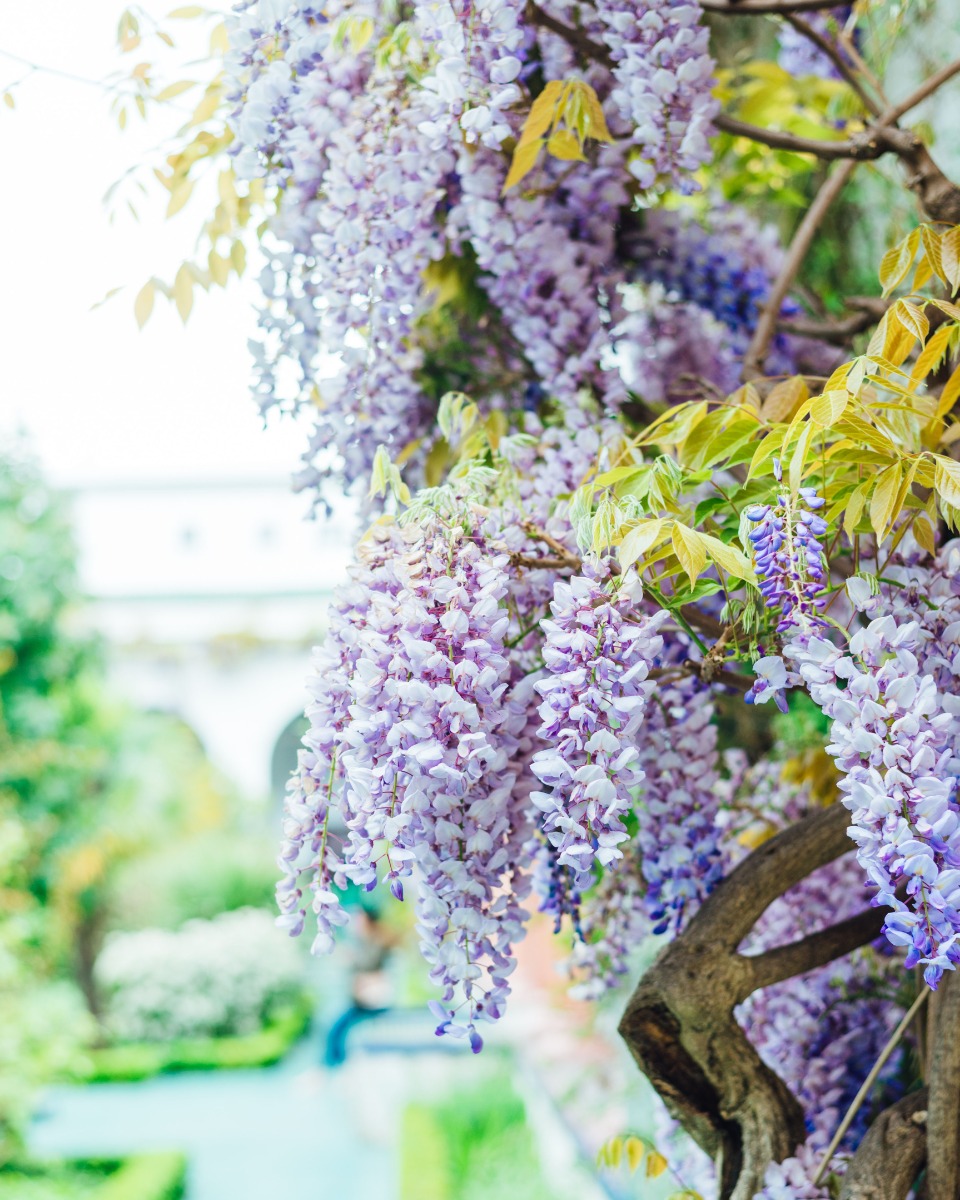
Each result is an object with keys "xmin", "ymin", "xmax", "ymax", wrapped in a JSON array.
[
  {"xmin": 839, "ymin": 1090, "xmax": 928, "ymax": 1200},
  {"xmin": 619, "ymin": 805, "xmax": 853, "ymax": 1200},
  {"xmin": 926, "ymin": 970, "xmax": 960, "ymax": 1200},
  {"xmin": 701, "ymin": 0, "xmax": 854, "ymax": 12},
  {"xmin": 524, "ymin": 1, "xmax": 612, "ymax": 68},
  {"xmin": 782, "ymin": 14, "xmax": 883, "ymax": 117},
  {"xmin": 742, "ymin": 904, "xmax": 886, "ymax": 997},
  {"xmin": 743, "ymin": 160, "xmax": 857, "ymax": 380}
]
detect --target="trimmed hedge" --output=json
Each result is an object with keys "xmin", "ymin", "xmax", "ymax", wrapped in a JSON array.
[
  {"xmin": 400, "ymin": 1074, "xmax": 550, "ymax": 1200},
  {"xmin": 97, "ymin": 1153, "xmax": 186, "ymax": 1200},
  {"xmin": 78, "ymin": 999, "xmax": 311, "ymax": 1083},
  {"xmin": 0, "ymin": 1154, "xmax": 185, "ymax": 1200}
]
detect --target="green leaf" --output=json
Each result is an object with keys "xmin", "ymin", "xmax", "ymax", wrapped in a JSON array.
[
  {"xmin": 747, "ymin": 428, "xmax": 786, "ymax": 481},
  {"xmin": 671, "ymin": 523, "xmax": 707, "ymax": 585},
  {"xmin": 699, "ymin": 532, "xmax": 756, "ymax": 583}
]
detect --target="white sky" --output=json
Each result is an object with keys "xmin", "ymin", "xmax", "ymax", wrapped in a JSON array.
[{"xmin": 0, "ymin": 0, "xmax": 309, "ymax": 490}]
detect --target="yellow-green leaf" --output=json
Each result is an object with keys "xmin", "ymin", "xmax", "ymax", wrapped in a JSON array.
[
  {"xmin": 747, "ymin": 427, "xmax": 786, "ymax": 481},
  {"xmin": 761, "ymin": 376, "xmax": 808, "ymax": 423},
  {"xmin": 895, "ymin": 299, "xmax": 930, "ymax": 344},
  {"xmin": 174, "ymin": 264, "xmax": 194, "ymax": 322},
  {"xmin": 134, "ymin": 281, "xmax": 155, "ymax": 329},
  {"xmin": 942, "ymin": 226, "xmax": 960, "ymax": 294},
  {"xmin": 168, "ymin": 5, "xmax": 206, "ymax": 16},
  {"xmin": 879, "ymin": 228, "xmax": 919, "ymax": 296},
  {"xmin": 911, "ymin": 323, "xmax": 955, "ymax": 384},
  {"xmin": 155, "ymin": 79, "xmax": 197, "ymax": 102},
  {"xmin": 810, "ymin": 388, "xmax": 848, "ymax": 428},
  {"xmin": 502, "ymin": 138, "xmax": 544, "ymax": 193},
  {"xmin": 700, "ymin": 533, "xmax": 756, "ymax": 584},
  {"xmin": 546, "ymin": 128, "xmax": 586, "ymax": 162},
  {"xmin": 936, "ymin": 362, "xmax": 960, "ymax": 420},
  {"xmin": 869, "ymin": 462, "xmax": 901, "ymax": 537},
  {"xmin": 935, "ymin": 455, "xmax": 960, "ymax": 508},
  {"xmin": 646, "ymin": 1150, "xmax": 669, "ymax": 1179},
  {"xmin": 789, "ymin": 420, "xmax": 814, "ymax": 494},
  {"xmin": 671, "ymin": 523, "xmax": 707, "ymax": 585},
  {"xmin": 517, "ymin": 81, "xmax": 564, "ymax": 146},
  {"xmin": 2, "ymin": 92, "xmax": 14, "ymax": 110},
  {"xmin": 625, "ymin": 1136, "xmax": 645, "ymax": 1173},
  {"xmin": 843, "ymin": 480, "xmax": 869, "ymax": 539},
  {"xmin": 618, "ymin": 519, "xmax": 664, "ymax": 570},
  {"xmin": 166, "ymin": 177, "xmax": 194, "ymax": 217}
]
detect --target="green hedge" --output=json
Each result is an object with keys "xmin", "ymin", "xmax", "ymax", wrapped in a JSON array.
[
  {"xmin": 78, "ymin": 999, "xmax": 311, "ymax": 1083},
  {"xmin": 0, "ymin": 1154, "xmax": 186, "ymax": 1200},
  {"xmin": 400, "ymin": 1073, "xmax": 550, "ymax": 1200},
  {"xmin": 96, "ymin": 1153, "xmax": 185, "ymax": 1200}
]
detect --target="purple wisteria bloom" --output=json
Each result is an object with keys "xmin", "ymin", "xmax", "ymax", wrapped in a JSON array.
[
  {"xmin": 530, "ymin": 569, "xmax": 667, "ymax": 899},
  {"xmin": 788, "ymin": 560, "xmax": 960, "ymax": 986},
  {"xmin": 745, "ymin": 467, "xmax": 828, "ymax": 710},
  {"xmin": 594, "ymin": 0, "xmax": 718, "ymax": 193}
]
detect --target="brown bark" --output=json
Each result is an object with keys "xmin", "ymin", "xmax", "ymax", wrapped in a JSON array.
[
  {"xmin": 927, "ymin": 972, "xmax": 960, "ymax": 1200},
  {"xmin": 618, "ymin": 804, "xmax": 880, "ymax": 1200},
  {"xmin": 839, "ymin": 1090, "xmax": 928, "ymax": 1200}
]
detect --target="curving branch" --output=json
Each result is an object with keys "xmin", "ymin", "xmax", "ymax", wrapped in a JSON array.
[
  {"xmin": 926, "ymin": 971, "xmax": 960, "ymax": 1200},
  {"xmin": 619, "ymin": 804, "xmax": 856, "ymax": 1200},
  {"xmin": 782, "ymin": 14, "xmax": 883, "ymax": 117},
  {"xmin": 743, "ymin": 160, "xmax": 856, "ymax": 379},
  {"xmin": 742, "ymin": 904, "xmax": 886, "ymax": 997},
  {"xmin": 839, "ymin": 1090, "xmax": 927, "ymax": 1200},
  {"xmin": 701, "ymin": 0, "xmax": 853, "ymax": 11}
]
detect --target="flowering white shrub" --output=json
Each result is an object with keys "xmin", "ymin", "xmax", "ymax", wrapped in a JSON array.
[{"xmin": 95, "ymin": 908, "xmax": 304, "ymax": 1043}]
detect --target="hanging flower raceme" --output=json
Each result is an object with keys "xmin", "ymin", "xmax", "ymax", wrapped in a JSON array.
[
  {"xmin": 278, "ymin": 519, "xmax": 545, "ymax": 1047},
  {"xmin": 788, "ymin": 571, "xmax": 960, "ymax": 987},
  {"xmin": 745, "ymin": 467, "xmax": 828, "ymax": 711},
  {"xmin": 415, "ymin": 0, "xmax": 526, "ymax": 149},
  {"xmin": 635, "ymin": 674, "xmax": 725, "ymax": 935},
  {"xmin": 593, "ymin": 0, "xmax": 717, "ymax": 192},
  {"xmin": 530, "ymin": 570, "xmax": 667, "ymax": 906}
]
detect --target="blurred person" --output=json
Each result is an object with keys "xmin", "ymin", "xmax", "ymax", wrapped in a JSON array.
[{"xmin": 323, "ymin": 906, "xmax": 398, "ymax": 1067}]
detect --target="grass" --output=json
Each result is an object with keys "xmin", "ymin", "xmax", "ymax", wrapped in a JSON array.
[
  {"xmin": 0, "ymin": 1153, "xmax": 185, "ymax": 1200},
  {"xmin": 400, "ymin": 1073, "xmax": 551, "ymax": 1200},
  {"xmin": 75, "ymin": 998, "xmax": 312, "ymax": 1083}
]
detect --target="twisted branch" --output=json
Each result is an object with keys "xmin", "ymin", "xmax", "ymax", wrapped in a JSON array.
[{"xmin": 619, "ymin": 804, "xmax": 864, "ymax": 1200}]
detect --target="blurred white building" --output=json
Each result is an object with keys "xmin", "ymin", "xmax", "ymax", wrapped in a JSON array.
[{"xmin": 69, "ymin": 476, "xmax": 354, "ymax": 801}]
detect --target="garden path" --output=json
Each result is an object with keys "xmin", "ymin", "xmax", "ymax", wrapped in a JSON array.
[{"xmin": 27, "ymin": 1026, "xmax": 416, "ymax": 1200}]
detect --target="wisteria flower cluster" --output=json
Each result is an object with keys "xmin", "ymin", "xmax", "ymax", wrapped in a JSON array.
[
  {"xmin": 788, "ymin": 566, "xmax": 960, "ymax": 987},
  {"xmin": 594, "ymin": 0, "xmax": 718, "ymax": 192},
  {"xmin": 531, "ymin": 569, "xmax": 666, "ymax": 882}
]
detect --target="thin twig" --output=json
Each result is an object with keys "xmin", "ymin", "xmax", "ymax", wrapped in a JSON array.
[
  {"xmin": 0, "ymin": 47, "xmax": 110, "ymax": 90},
  {"xmin": 714, "ymin": 112, "xmax": 858, "ymax": 159},
  {"xmin": 524, "ymin": 2, "xmax": 612, "ymax": 68},
  {"xmin": 743, "ymin": 159, "xmax": 857, "ymax": 379},
  {"xmin": 782, "ymin": 14, "xmax": 883, "ymax": 117},
  {"xmin": 881, "ymin": 56, "xmax": 960, "ymax": 126},
  {"xmin": 812, "ymin": 987, "xmax": 930, "ymax": 1186},
  {"xmin": 701, "ymin": 0, "xmax": 852, "ymax": 12}
]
